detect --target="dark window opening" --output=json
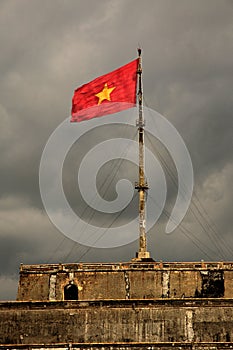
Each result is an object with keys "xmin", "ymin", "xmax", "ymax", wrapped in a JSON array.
[
  {"xmin": 200, "ymin": 271, "xmax": 224, "ymax": 298},
  {"xmin": 64, "ymin": 283, "xmax": 78, "ymax": 300}
]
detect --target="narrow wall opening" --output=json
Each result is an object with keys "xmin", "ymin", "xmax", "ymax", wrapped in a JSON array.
[{"xmin": 64, "ymin": 283, "xmax": 78, "ymax": 300}]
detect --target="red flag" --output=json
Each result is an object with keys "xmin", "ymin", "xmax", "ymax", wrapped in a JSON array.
[{"xmin": 71, "ymin": 59, "xmax": 138, "ymax": 122}]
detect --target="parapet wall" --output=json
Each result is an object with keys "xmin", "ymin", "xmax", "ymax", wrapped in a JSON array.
[
  {"xmin": 0, "ymin": 343, "xmax": 233, "ymax": 350},
  {"xmin": 17, "ymin": 261, "xmax": 233, "ymax": 301},
  {"xmin": 1, "ymin": 299, "xmax": 233, "ymax": 345}
]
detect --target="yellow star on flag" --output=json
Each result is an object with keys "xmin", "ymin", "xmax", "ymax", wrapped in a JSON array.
[{"xmin": 95, "ymin": 83, "xmax": 116, "ymax": 105}]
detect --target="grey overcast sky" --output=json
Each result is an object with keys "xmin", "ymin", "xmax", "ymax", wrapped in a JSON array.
[{"xmin": 0, "ymin": 0, "xmax": 232, "ymax": 300}]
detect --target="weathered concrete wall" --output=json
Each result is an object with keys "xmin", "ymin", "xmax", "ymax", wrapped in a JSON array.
[
  {"xmin": 17, "ymin": 261, "xmax": 230, "ymax": 301},
  {"xmin": 55, "ymin": 271, "xmax": 126, "ymax": 300},
  {"xmin": 0, "ymin": 343, "xmax": 233, "ymax": 350},
  {"xmin": 18, "ymin": 273, "xmax": 50, "ymax": 301},
  {"xmin": 224, "ymin": 271, "xmax": 233, "ymax": 298},
  {"xmin": 1, "ymin": 300, "xmax": 233, "ymax": 345}
]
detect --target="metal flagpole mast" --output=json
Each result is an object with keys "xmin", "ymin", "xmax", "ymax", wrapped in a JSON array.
[{"xmin": 135, "ymin": 48, "xmax": 150, "ymax": 260}]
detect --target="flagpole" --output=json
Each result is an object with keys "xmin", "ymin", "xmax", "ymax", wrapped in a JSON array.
[{"xmin": 135, "ymin": 48, "xmax": 150, "ymax": 260}]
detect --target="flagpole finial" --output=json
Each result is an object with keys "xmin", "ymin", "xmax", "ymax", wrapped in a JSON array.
[{"xmin": 138, "ymin": 47, "xmax": 142, "ymax": 57}]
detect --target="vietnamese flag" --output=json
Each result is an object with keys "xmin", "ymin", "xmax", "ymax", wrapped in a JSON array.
[{"xmin": 71, "ymin": 59, "xmax": 138, "ymax": 122}]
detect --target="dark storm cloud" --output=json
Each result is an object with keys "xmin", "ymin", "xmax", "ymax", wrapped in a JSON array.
[{"xmin": 0, "ymin": 0, "xmax": 232, "ymax": 299}]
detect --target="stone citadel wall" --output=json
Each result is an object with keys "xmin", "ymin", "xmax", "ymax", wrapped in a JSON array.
[
  {"xmin": 1, "ymin": 299, "xmax": 233, "ymax": 345},
  {"xmin": 0, "ymin": 344, "xmax": 232, "ymax": 350},
  {"xmin": 2, "ymin": 260, "xmax": 233, "ymax": 348},
  {"xmin": 17, "ymin": 261, "xmax": 233, "ymax": 301}
]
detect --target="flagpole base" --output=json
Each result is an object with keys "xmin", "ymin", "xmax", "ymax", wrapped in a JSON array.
[{"xmin": 132, "ymin": 251, "xmax": 152, "ymax": 261}]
